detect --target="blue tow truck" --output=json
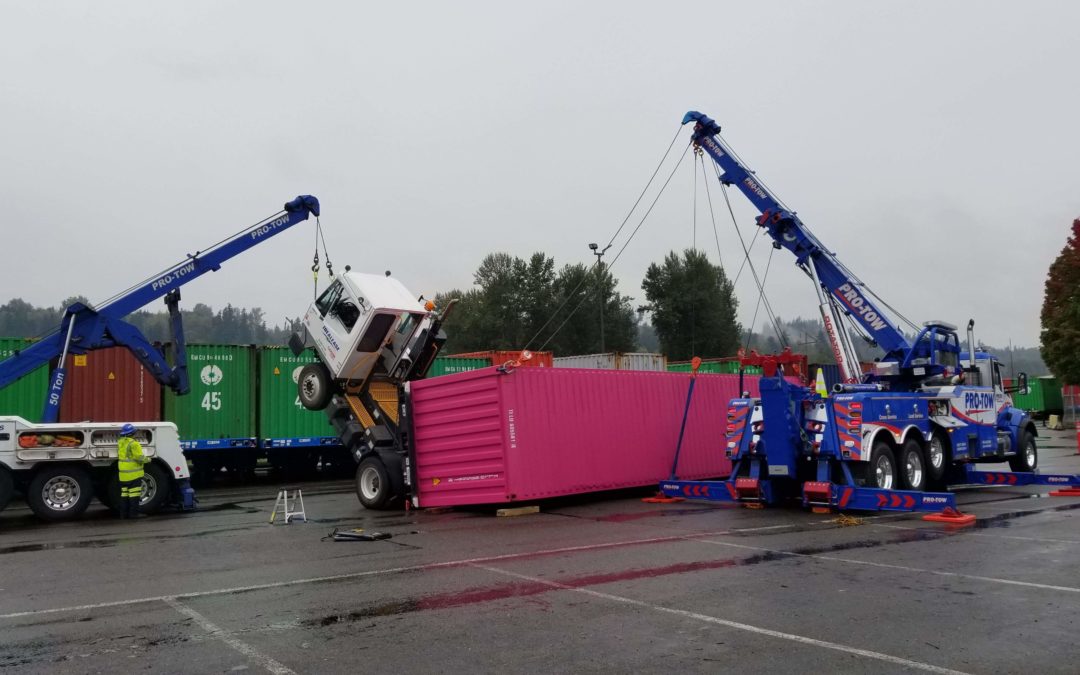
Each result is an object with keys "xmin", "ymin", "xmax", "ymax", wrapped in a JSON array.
[{"xmin": 660, "ymin": 113, "xmax": 1080, "ymax": 516}]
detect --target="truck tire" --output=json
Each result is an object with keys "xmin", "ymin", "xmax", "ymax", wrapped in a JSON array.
[
  {"xmin": 864, "ymin": 441, "xmax": 898, "ymax": 490},
  {"xmin": 139, "ymin": 462, "xmax": 172, "ymax": 514},
  {"xmin": 925, "ymin": 432, "xmax": 949, "ymax": 484},
  {"xmin": 0, "ymin": 467, "xmax": 13, "ymax": 513},
  {"xmin": 298, "ymin": 363, "xmax": 333, "ymax": 411},
  {"xmin": 104, "ymin": 462, "xmax": 173, "ymax": 514},
  {"xmin": 355, "ymin": 456, "xmax": 402, "ymax": 510},
  {"xmin": 1008, "ymin": 431, "xmax": 1038, "ymax": 473},
  {"xmin": 27, "ymin": 466, "xmax": 94, "ymax": 521},
  {"xmin": 896, "ymin": 438, "xmax": 926, "ymax": 491}
]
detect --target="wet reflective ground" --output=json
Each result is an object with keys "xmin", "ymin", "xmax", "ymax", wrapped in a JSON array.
[{"xmin": 2, "ymin": 429, "xmax": 1078, "ymax": 674}]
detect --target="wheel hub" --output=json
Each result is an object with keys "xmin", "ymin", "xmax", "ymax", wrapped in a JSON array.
[
  {"xmin": 360, "ymin": 467, "xmax": 380, "ymax": 500},
  {"xmin": 929, "ymin": 438, "xmax": 944, "ymax": 469},
  {"xmin": 42, "ymin": 476, "xmax": 80, "ymax": 510},
  {"xmin": 875, "ymin": 457, "xmax": 894, "ymax": 490}
]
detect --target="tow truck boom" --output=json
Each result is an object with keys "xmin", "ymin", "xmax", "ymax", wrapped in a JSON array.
[{"xmin": 0, "ymin": 195, "xmax": 320, "ymax": 422}]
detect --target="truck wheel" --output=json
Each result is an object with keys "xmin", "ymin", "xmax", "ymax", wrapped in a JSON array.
[
  {"xmin": 27, "ymin": 466, "xmax": 94, "ymax": 521},
  {"xmin": 0, "ymin": 467, "xmax": 13, "ymax": 513},
  {"xmin": 897, "ymin": 438, "xmax": 926, "ymax": 491},
  {"xmin": 864, "ymin": 442, "xmax": 898, "ymax": 490},
  {"xmin": 925, "ymin": 432, "xmax": 949, "ymax": 484},
  {"xmin": 1008, "ymin": 431, "xmax": 1038, "ymax": 473},
  {"xmin": 298, "ymin": 363, "xmax": 334, "ymax": 411},
  {"xmin": 356, "ymin": 457, "xmax": 402, "ymax": 510},
  {"xmin": 139, "ymin": 463, "xmax": 172, "ymax": 514}
]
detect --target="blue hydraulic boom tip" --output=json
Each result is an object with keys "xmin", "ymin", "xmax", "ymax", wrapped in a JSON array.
[
  {"xmin": 682, "ymin": 111, "xmax": 721, "ymax": 136},
  {"xmin": 284, "ymin": 194, "xmax": 320, "ymax": 218}
]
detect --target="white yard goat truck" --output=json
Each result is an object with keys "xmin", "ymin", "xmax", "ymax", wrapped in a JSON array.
[
  {"xmin": 0, "ymin": 418, "xmax": 194, "ymax": 521},
  {"xmin": 290, "ymin": 269, "xmax": 452, "ymax": 509}
]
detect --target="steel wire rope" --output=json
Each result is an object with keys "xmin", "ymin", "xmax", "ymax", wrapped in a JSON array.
[
  {"xmin": 717, "ymin": 179, "xmax": 786, "ymax": 347},
  {"xmin": 533, "ymin": 141, "xmax": 694, "ymax": 352},
  {"xmin": 699, "ymin": 153, "xmax": 725, "ymax": 274},
  {"xmin": 522, "ymin": 128, "xmax": 687, "ymax": 351},
  {"xmin": 743, "ymin": 245, "xmax": 778, "ymax": 352},
  {"xmin": 717, "ymin": 133, "xmax": 920, "ymax": 336}
]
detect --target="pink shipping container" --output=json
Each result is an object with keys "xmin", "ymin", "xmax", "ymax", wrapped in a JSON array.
[
  {"xmin": 408, "ymin": 367, "xmax": 786, "ymax": 508},
  {"xmin": 58, "ymin": 347, "xmax": 162, "ymax": 423}
]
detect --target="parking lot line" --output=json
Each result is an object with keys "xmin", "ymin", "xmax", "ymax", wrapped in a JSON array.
[
  {"xmin": 694, "ymin": 538, "xmax": 1080, "ymax": 594},
  {"xmin": 872, "ymin": 522, "xmax": 1080, "ymax": 546},
  {"xmin": 472, "ymin": 563, "xmax": 972, "ymax": 675},
  {"xmin": 0, "ymin": 528, "xmax": 737, "ymax": 620},
  {"xmin": 164, "ymin": 597, "xmax": 296, "ymax": 675}
]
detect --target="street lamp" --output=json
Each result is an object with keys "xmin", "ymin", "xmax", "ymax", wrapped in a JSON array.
[{"xmin": 589, "ymin": 242, "xmax": 612, "ymax": 353}]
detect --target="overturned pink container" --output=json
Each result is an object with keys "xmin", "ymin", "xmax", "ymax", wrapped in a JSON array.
[{"xmin": 408, "ymin": 366, "xmax": 783, "ymax": 508}]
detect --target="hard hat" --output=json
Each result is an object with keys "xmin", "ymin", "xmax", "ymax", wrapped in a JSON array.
[{"xmin": 120, "ymin": 423, "xmax": 136, "ymax": 437}]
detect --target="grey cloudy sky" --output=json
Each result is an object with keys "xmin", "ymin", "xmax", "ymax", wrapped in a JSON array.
[{"xmin": 1, "ymin": 1, "xmax": 1076, "ymax": 349}]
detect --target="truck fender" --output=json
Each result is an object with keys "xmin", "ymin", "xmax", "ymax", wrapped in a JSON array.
[{"xmin": 859, "ymin": 425, "xmax": 898, "ymax": 461}]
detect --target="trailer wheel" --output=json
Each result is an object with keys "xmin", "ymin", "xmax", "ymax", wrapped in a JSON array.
[
  {"xmin": 355, "ymin": 456, "xmax": 402, "ymax": 510},
  {"xmin": 925, "ymin": 432, "xmax": 949, "ymax": 484},
  {"xmin": 864, "ymin": 442, "xmax": 898, "ymax": 490},
  {"xmin": 27, "ymin": 466, "xmax": 94, "ymax": 521},
  {"xmin": 1008, "ymin": 431, "xmax": 1038, "ymax": 473},
  {"xmin": 298, "ymin": 363, "xmax": 333, "ymax": 411},
  {"xmin": 897, "ymin": 438, "xmax": 926, "ymax": 491},
  {"xmin": 0, "ymin": 467, "xmax": 13, "ymax": 513}
]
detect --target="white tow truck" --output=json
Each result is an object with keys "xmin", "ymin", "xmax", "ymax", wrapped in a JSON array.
[
  {"xmin": 0, "ymin": 417, "xmax": 194, "ymax": 521},
  {"xmin": 290, "ymin": 269, "xmax": 452, "ymax": 508}
]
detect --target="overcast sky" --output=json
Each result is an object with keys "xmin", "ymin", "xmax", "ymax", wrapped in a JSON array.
[{"xmin": 1, "ymin": 1, "xmax": 1076, "ymax": 350}]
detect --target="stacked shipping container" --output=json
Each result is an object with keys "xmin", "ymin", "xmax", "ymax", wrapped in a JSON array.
[
  {"xmin": 0, "ymin": 338, "xmax": 47, "ymax": 421},
  {"xmin": 552, "ymin": 353, "xmax": 667, "ymax": 371},
  {"xmin": 59, "ymin": 347, "xmax": 161, "ymax": 423}
]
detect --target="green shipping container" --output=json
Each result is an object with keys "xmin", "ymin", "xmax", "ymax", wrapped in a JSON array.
[
  {"xmin": 0, "ymin": 338, "xmax": 48, "ymax": 421},
  {"xmin": 427, "ymin": 356, "xmax": 491, "ymax": 378},
  {"xmin": 667, "ymin": 360, "xmax": 762, "ymax": 375},
  {"xmin": 257, "ymin": 347, "xmax": 337, "ymax": 444},
  {"xmin": 1012, "ymin": 376, "xmax": 1063, "ymax": 414},
  {"xmin": 164, "ymin": 344, "xmax": 256, "ymax": 447}
]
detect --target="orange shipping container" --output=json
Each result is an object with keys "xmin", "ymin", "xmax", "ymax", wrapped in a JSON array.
[
  {"xmin": 446, "ymin": 350, "xmax": 553, "ymax": 368},
  {"xmin": 58, "ymin": 347, "xmax": 162, "ymax": 423}
]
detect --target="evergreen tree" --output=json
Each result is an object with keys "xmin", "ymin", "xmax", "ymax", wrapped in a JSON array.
[
  {"xmin": 641, "ymin": 249, "xmax": 740, "ymax": 360},
  {"xmin": 1040, "ymin": 219, "xmax": 1080, "ymax": 384}
]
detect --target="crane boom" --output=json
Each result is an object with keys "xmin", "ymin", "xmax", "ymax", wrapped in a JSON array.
[
  {"xmin": 0, "ymin": 195, "xmax": 320, "ymax": 422},
  {"xmin": 683, "ymin": 112, "xmax": 918, "ymax": 381}
]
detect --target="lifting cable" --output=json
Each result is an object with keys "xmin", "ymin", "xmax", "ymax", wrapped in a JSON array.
[
  {"xmin": 714, "ymin": 132, "xmax": 919, "ymax": 339},
  {"xmin": 717, "ymin": 177, "xmax": 787, "ymax": 349},
  {"xmin": 311, "ymin": 216, "xmax": 333, "ymax": 299},
  {"xmin": 532, "ymin": 140, "xmax": 694, "ymax": 352},
  {"xmin": 523, "ymin": 126, "xmax": 688, "ymax": 351}
]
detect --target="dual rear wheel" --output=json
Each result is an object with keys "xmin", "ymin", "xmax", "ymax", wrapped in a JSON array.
[{"xmin": 865, "ymin": 434, "xmax": 946, "ymax": 492}]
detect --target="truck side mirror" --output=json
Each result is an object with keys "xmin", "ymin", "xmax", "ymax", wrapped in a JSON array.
[{"xmin": 1017, "ymin": 372, "xmax": 1029, "ymax": 396}]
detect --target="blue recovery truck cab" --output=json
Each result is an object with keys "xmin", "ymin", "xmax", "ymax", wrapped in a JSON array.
[{"xmin": 660, "ymin": 113, "xmax": 1079, "ymax": 514}]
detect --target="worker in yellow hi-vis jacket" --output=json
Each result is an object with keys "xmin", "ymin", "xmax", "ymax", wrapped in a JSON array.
[{"xmin": 117, "ymin": 423, "xmax": 149, "ymax": 519}]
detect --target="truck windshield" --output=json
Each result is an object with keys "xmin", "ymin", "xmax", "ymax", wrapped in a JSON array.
[{"xmin": 315, "ymin": 281, "xmax": 344, "ymax": 318}]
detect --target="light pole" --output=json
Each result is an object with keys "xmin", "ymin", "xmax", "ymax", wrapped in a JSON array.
[{"xmin": 589, "ymin": 243, "xmax": 611, "ymax": 353}]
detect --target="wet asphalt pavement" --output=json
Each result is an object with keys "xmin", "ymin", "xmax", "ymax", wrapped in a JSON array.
[{"xmin": 1, "ymin": 429, "xmax": 1079, "ymax": 674}]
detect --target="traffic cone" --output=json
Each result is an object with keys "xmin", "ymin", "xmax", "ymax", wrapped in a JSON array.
[{"xmin": 815, "ymin": 368, "xmax": 828, "ymax": 398}]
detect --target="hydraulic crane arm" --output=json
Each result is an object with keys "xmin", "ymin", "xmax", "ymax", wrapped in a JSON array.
[
  {"xmin": 684, "ymin": 112, "xmax": 914, "ymax": 380},
  {"xmin": 0, "ymin": 195, "xmax": 320, "ymax": 421}
]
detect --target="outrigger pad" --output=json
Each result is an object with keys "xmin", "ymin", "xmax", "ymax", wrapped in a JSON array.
[
  {"xmin": 642, "ymin": 494, "xmax": 685, "ymax": 504},
  {"xmin": 922, "ymin": 507, "xmax": 976, "ymax": 526},
  {"xmin": 1049, "ymin": 487, "xmax": 1080, "ymax": 497}
]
